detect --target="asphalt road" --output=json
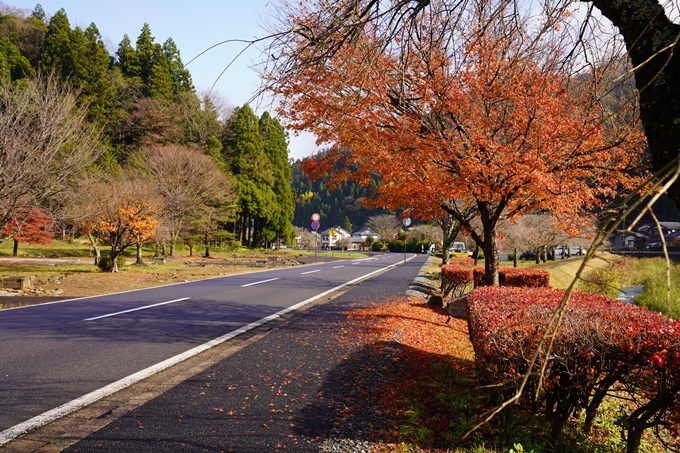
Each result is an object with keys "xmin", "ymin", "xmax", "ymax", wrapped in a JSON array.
[
  {"xmin": 0, "ymin": 253, "xmax": 422, "ymax": 445},
  {"xmin": 61, "ymin": 252, "xmax": 429, "ymax": 453}
]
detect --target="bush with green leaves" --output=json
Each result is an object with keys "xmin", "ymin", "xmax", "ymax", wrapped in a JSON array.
[{"xmin": 97, "ymin": 254, "xmax": 127, "ymax": 272}]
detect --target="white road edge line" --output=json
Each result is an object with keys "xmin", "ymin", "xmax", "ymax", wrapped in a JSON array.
[
  {"xmin": 83, "ymin": 298, "xmax": 191, "ymax": 321},
  {"xmin": 301, "ymin": 270, "xmax": 321, "ymax": 275},
  {"xmin": 0, "ymin": 255, "xmax": 418, "ymax": 447},
  {"xmin": 241, "ymin": 278, "xmax": 280, "ymax": 287}
]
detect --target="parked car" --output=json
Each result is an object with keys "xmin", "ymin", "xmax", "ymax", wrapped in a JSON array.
[
  {"xmin": 520, "ymin": 250, "xmax": 536, "ymax": 260},
  {"xmin": 645, "ymin": 242, "xmax": 661, "ymax": 250},
  {"xmin": 555, "ymin": 246, "xmax": 584, "ymax": 257},
  {"xmin": 449, "ymin": 242, "xmax": 467, "ymax": 253}
]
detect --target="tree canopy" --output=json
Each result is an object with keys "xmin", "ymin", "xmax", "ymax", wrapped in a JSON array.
[
  {"xmin": 0, "ymin": 5, "xmax": 296, "ymax": 253},
  {"xmin": 264, "ymin": 0, "xmax": 645, "ymax": 283}
]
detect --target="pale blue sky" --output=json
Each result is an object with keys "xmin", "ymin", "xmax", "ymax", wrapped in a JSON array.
[{"xmin": 4, "ymin": 0, "xmax": 319, "ymax": 160}]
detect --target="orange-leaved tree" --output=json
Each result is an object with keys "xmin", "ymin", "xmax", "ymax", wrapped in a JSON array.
[
  {"xmin": 266, "ymin": 3, "xmax": 646, "ymax": 285},
  {"xmin": 2, "ymin": 206, "xmax": 55, "ymax": 256},
  {"xmin": 78, "ymin": 178, "xmax": 161, "ymax": 272}
]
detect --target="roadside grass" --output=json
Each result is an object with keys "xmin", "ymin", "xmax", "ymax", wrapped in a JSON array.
[
  {"xmin": 346, "ymin": 298, "xmax": 667, "ymax": 453},
  {"xmin": 0, "ymin": 239, "xmax": 93, "ymax": 258},
  {"xmin": 615, "ymin": 256, "xmax": 680, "ymax": 319},
  {"xmin": 0, "ymin": 239, "xmax": 365, "ymax": 261},
  {"xmin": 0, "ymin": 240, "xmax": 370, "ymax": 300},
  {"xmin": 536, "ymin": 253, "xmax": 680, "ymax": 319},
  {"xmin": 545, "ymin": 252, "xmax": 623, "ymax": 298}
]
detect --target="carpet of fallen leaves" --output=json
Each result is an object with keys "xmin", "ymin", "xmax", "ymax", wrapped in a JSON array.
[{"xmin": 338, "ymin": 297, "xmax": 494, "ymax": 452}]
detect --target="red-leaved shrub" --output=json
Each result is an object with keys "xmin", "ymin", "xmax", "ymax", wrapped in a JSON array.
[
  {"xmin": 449, "ymin": 258, "xmax": 474, "ymax": 268},
  {"xmin": 500, "ymin": 267, "xmax": 550, "ymax": 287},
  {"xmin": 440, "ymin": 264, "xmax": 474, "ymax": 298},
  {"xmin": 467, "ymin": 286, "xmax": 680, "ymax": 451},
  {"xmin": 472, "ymin": 267, "xmax": 550, "ymax": 288}
]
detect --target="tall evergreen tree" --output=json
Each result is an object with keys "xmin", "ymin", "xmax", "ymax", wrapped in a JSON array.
[
  {"xmin": 175, "ymin": 92, "xmax": 222, "ymax": 148},
  {"xmin": 31, "ymin": 4, "xmax": 46, "ymax": 22},
  {"xmin": 163, "ymin": 38, "xmax": 193, "ymax": 93},
  {"xmin": 115, "ymin": 34, "xmax": 140, "ymax": 82},
  {"xmin": 134, "ymin": 23, "xmax": 154, "ymax": 81},
  {"xmin": 222, "ymin": 104, "xmax": 276, "ymax": 247},
  {"xmin": 146, "ymin": 42, "xmax": 173, "ymax": 99},
  {"xmin": 259, "ymin": 111, "xmax": 296, "ymax": 246},
  {"xmin": 78, "ymin": 24, "xmax": 116, "ymax": 121},
  {"xmin": 0, "ymin": 37, "xmax": 34, "ymax": 81},
  {"xmin": 341, "ymin": 215, "xmax": 352, "ymax": 233},
  {"xmin": 116, "ymin": 24, "xmax": 176, "ymax": 99},
  {"xmin": 40, "ymin": 8, "xmax": 71, "ymax": 73}
]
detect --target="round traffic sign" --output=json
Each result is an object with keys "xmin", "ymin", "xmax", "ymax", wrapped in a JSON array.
[
  {"xmin": 311, "ymin": 213, "xmax": 320, "ymax": 221},
  {"xmin": 402, "ymin": 217, "xmax": 411, "ymax": 227},
  {"xmin": 311, "ymin": 221, "xmax": 320, "ymax": 230}
]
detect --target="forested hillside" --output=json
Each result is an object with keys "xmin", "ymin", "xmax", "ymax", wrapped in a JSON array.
[
  {"xmin": 291, "ymin": 157, "xmax": 386, "ymax": 231},
  {"xmin": 0, "ymin": 4, "xmax": 295, "ymax": 266}
]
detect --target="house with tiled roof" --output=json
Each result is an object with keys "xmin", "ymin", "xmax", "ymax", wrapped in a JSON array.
[
  {"xmin": 319, "ymin": 226, "xmax": 352, "ymax": 249},
  {"xmin": 350, "ymin": 228, "xmax": 380, "ymax": 250}
]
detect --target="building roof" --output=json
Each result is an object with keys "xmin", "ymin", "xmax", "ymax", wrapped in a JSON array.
[
  {"xmin": 319, "ymin": 226, "xmax": 351, "ymax": 236},
  {"xmin": 353, "ymin": 228, "xmax": 379, "ymax": 237},
  {"xmin": 660, "ymin": 222, "xmax": 680, "ymax": 231}
]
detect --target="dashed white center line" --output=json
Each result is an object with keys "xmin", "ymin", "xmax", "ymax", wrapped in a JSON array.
[
  {"xmin": 84, "ymin": 298, "xmax": 191, "ymax": 321},
  {"xmin": 301, "ymin": 270, "xmax": 321, "ymax": 275},
  {"xmin": 332, "ymin": 265, "xmax": 345, "ymax": 269},
  {"xmin": 241, "ymin": 278, "xmax": 280, "ymax": 287}
]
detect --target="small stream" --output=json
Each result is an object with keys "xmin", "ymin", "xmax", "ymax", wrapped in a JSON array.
[{"xmin": 617, "ymin": 285, "xmax": 644, "ymax": 304}]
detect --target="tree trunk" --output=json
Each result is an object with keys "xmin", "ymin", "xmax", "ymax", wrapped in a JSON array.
[
  {"xmin": 111, "ymin": 249, "xmax": 119, "ymax": 273},
  {"xmin": 246, "ymin": 215, "xmax": 252, "ymax": 247},
  {"xmin": 136, "ymin": 242, "xmax": 144, "ymax": 265},
  {"xmin": 88, "ymin": 233, "xmax": 101, "ymax": 265},
  {"xmin": 586, "ymin": 0, "xmax": 680, "ymax": 207},
  {"xmin": 482, "ymin": 228, "xmax": 500, "ymax": 286},
  {"xmin": 204, "ymin": 231, "xmax": 210, "ymax": 257},
  {"xmin": 253, "ymin": 218, "xmax": 260, "ymax": 248},
  {"xmin": 440, "ymin": 218, "xmax": 461, "ymax": 266},
  {"xmin": 626, "ymin": 428, "xmax": 643, "ymax": 453},
  {"xmin": 238, "ymin": 213, "xmax": 246, "ymax": 246},
  {"xmin": 12, "ymin": 239, "xmax": 18, "ymax": 257},
  {"xmin": 513, "ymin": 247, "xmax": 518, "ymax": 268}
]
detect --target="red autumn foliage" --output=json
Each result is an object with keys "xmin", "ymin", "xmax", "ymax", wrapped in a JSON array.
[
  {"xmin": 472, "ymin": 267, "xmax": 550, "ymax": 288},
  {"xmin": 275, "ymin": 7, "xmax": 645, "ymax": 286},
  {"xmin": 440, "ymin": 265, "xmax": 474, "ymax": 298},
  {"xmin": 2, "ymin": 206, "xmax": 54, "ymax": 244},
  {"xmin": 344, "ymin": 299, "xmax": 483, "ymax": 448},
  {"xmin": 449, "ymin": 258, "xmax": 474, "ymax": 268},
  {"xmin": 466, "ymin": 286, "xmax": 680, "ymax": 450}
]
